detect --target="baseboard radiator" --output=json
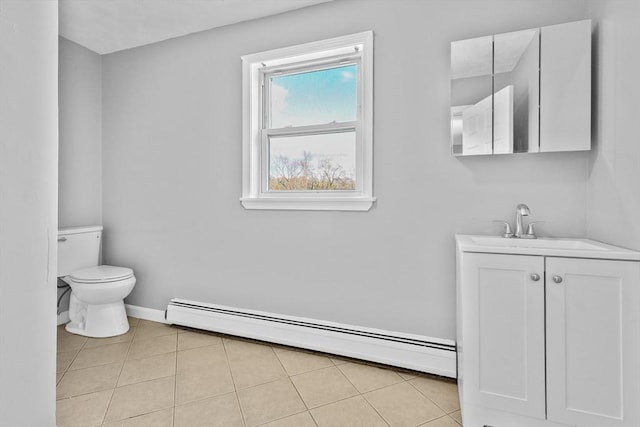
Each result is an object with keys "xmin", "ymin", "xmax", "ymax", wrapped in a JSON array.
[{"xmin": 165, "ymin": 298, "xmax": 456, "ymax": 378}]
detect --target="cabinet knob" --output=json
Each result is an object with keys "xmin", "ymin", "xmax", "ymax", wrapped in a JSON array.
[
  {"xmin": 553, "ymin": 275, "xmax": 563, "ymax": 284},
  {"xmin": 530, "ymin": 273, "xmax": 540, "ymax": 281}
]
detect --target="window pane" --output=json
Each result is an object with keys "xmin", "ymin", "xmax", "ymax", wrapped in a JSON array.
[
  {"xmin": 269, "ymin": 131, "xmax": 356, "ymax": 191},
  {"xmin": 270, "ymin": 64, "xmax": 358, "ymax": 128}
]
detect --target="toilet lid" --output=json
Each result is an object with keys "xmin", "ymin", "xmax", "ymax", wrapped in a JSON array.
[{"xmin": 70, "ymin": 265, "xmax": 134, "ymax": 283}]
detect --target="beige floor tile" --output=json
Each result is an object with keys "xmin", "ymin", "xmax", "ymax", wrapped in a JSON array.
[
  {"xmin": 56, "ymin": 389, "xmax": 112, "ymax": 427},
  {"xmin": 103, "ymin": 408, "xmax": 173, "ymax": 427},
  {"xmin": 329, "ymin": 356, "xmax": 349, "ymax": 366},
  {"xmin": 69, "ymin": 342, "xmax": 130, "ymax": 371},
  {"xmin": 337, "ymin": 362, "xmax": 404, "ymax": 393},
  {"xmin": 397, "ymin": 371, "xmax": 418, "ymax": 381},
  {"xmin": 259, "ymin": 411, "xmax": 317, "ymax": 427},
  {"xmin": 237, "ymin": 379, "xmax": 306, "ymax": 426},
  {"xmin": 56, "ymin": 372, "xmax": 64, "ymax": 385},
  {"xmin": 177, "ymin": 344, "xmax": 228, "ymax": 376},
  {"xmin": 449, "ymin": 410, "xmax": 462, "ymax": 425},
  {"xmin": 225, "ymin": 340, "xmax": 287, "ymax": 390},
  {"xmin": 175, "ymin": 392, "xmax": 243, "ymax": 427},
  {"xmin": 178, "ymin": 330, "xmax": 223, "ymax": 351},
  {"xmin": 364, "ymin": 382, "xmax": 445, "ymax": 427},
  {"xmin": 57, "ymin": 362, "xmax": 122, "ymax": 399},
  {"xmin": 128, "ymin": 334, "xmax": 177, "ymax": 360},
  {"xmin": 83, "ymin": 328, "xmax": 136, "ymax": 349},
  {"xmin": 409, "ymin": 377, "xmax": 460, "ymax": 413},
  {"xmin": 176, "ymin": 364, "xmax": 235, "ymax": 405},
  {"xmin": 420, "ymin": 415, "xmax": 460, "ymax": 427},
  {"xmin": 127, "ymin": 316, "xmax": 141, "ymax": 327},
  {"xmin": 118, "ymin": 352, "xmax": 176, "ymax": 387},
  {"xmin": 57, "ymin": 349, "xmax": 79, "ymax": 373},
  {"xmin": 133, "ymin": 320, "xmax": 177, "ymax": 341},
  {"xmin": 310, "ymin": 395, "xmax": 387, "ymax": 427},
  {"xmin": 290, "ymin": 366, "xmax": 358, "ymax": 409},
  {"xmin": 273, "ymin": 347, "xmax": 334, "ymax": 376},
  {"xmin": 104, "ymin": 376, "xmax": 175, "ymax": 423},
  {"xmin": 57, "ymin": 328, "xmax": 87, "ymax": 353}
]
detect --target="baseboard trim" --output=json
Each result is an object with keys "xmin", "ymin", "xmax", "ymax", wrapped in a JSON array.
[
  {"xmin": 165, "ymin": 298, "xmax": 457, "ymax": 378},
  {"xmin": 57, "ymin": 311, "xmax": 69, "ymax": 326},
  {"xmin": 125, "ymin": 304, "xmax": 167, "ymax": 323}
]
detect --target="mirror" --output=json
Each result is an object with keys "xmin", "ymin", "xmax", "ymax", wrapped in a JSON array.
[
  {"xmin": 450, "ymin": 21, "xmax": 590, "ymax": 156},
  {"xmin": 494, "ymin": 29, "xmax": 539, "ymax": 154},
  {"xmin": 451, "ymin": 29, "xmax": 540, "ymax": 155},
  {"xmin": 450, "ymin": 36, "xmax": 493, "ymax": 156}
]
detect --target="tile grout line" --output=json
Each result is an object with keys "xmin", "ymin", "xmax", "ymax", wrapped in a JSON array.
[
  {"xmin": 221, "ymin": 337, "xmax": 247, "ymax": 427},
  {"xmin": 329, "ymin": 366, "xmax": 392, "ymax": 427},
  {"xmin": 100, "ymin": 319, "xmax": 140, "ymax": 426},
  {"xmin": 58, "ymin": 326, "xmax": 88, "ymax": 376},
  {"xmin": 335, "ymin": 362, "xmax": 409, "ymax": 394},
  {"xmin": 418, "ymin": 413, "xmax": 459, "ymax": 427},
  {"xmin": 55, "ymin": 327, "xmax": 85, "ymax": 406},
  {"xmin": 284, "ymin": 362, "xmax": 394, "ymax": 426},
  {"xmin": 271, "ymin": 360, "xmax": 318, "ymax": 426},
  {"xmin": 270, "ymin": 345, "xmax": 314, "ymax": 418},
  {"xmin": 405, "ymin": 378, "xmax": 458, "ymax": 416},
  {"xmin": 173, "ymin": 330, "xmax": 178, "ymax": 427}
]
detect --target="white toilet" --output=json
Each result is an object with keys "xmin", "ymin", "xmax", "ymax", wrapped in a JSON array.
[{"xmin": 58, "ymin": 226, "xmax": 136, "ymax": 337}]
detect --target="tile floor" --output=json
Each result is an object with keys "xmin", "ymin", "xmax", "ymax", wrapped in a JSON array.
[{"xmin": 56, "ymin": 317, "xmax": 462, "ymax": 427}]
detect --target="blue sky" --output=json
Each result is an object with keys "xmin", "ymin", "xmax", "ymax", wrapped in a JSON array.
[{"xmin": 270, "ymin": 64, "xmax": 357, "ymax": 128}]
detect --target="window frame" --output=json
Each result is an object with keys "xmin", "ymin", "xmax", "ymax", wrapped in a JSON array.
[{"xmin": 241, "ymin": 31, "xmax": 374, "ymax": 211}]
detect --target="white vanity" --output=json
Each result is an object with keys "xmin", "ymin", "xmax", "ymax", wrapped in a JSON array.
[{"xmin": 456, "ymin": 235, "xmax": 640, "ymax": 427}]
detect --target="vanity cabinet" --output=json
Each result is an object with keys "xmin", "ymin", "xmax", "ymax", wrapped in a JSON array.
[
  {"xmin": 545, "ymin": 257, "xmax": 640, "ymax": 427},
  {"xmin": 456, "ymin": 237, "xmax": 640, "ymax": 427},
  {"xmin": 459, "ymin": 253, "xmax": 546, "ymax": 420}
]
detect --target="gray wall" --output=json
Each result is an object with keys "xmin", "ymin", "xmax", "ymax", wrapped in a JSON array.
[
  {"xmin": 0, "ymin": 1, "xmax": 58, "ymax": 424},
  {"xmin": 59, "ymin": 37, "xmax": 102, "ymax": 228},
  {"xmin": 102, "ymin": 0, "xmax": 589, "ymax": 340},
  {"xmin": 58, "ymin": 37, "xmax": 103, "ymax": 315},
  {"xmin": 587, "ymin": 0, "xmax": 640, "ymax": 250}
]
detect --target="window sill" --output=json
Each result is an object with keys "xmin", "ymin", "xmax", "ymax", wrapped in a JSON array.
[{"xmin": 240, "ymin": 196, "xmax": 376, "ymax": 211}]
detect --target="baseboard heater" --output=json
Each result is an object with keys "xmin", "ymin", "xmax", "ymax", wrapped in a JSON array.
[{"xmin": 166, "ymin": 298, "xmax": 456, "ymax": 378}]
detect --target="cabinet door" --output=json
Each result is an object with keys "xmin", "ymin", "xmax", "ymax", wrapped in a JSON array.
[
  {"xmin": 546, "ymin": 258, "xmax": 640, "ymax": 427},
  {"xmin": 539, "ymin": 19, "xmax": 591, "ymax": 152},
  {"xmin": 461, "ymin": 253, "xmax": 546, "ymax": 419}
]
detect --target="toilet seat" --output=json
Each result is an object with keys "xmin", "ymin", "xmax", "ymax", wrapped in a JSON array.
[{"xmin": 69, "ymin": 265, "xmax": 134, "ymax": 284}]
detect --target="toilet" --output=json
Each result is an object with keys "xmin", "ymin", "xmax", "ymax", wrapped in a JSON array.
[{"xmin": 58, "ymin": 226, "xmax": 136, "ymax": 337}]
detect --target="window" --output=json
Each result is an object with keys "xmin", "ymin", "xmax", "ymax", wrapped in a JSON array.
[{"xmin": 241, "ymin": 32, "xmax": 374, "ymax": 211}]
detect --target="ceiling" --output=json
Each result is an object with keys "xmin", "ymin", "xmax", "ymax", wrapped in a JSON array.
[{"xmin": 59, "ymin": 0, "xmax": 333, "ymax": 55}]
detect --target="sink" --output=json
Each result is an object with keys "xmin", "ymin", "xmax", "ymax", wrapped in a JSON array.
[
  {"xmin": 455, "ymin": 234, "xmax": 640, "ymax": 260},
  {"xmin": 468, "ymin": 236, "xmax": 606, "ymax": 251}
]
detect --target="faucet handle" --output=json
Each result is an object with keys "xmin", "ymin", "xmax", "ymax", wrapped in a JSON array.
[
  {"xmin": 524, "ymin": 221, "xmax": 542, "ymax": 239},
  {"xmin": 493, "ymin": 220, "xmax": 514, "ymax": 238}
]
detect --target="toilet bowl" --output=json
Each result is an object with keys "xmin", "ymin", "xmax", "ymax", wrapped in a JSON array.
[{"xmin": 64, "ymin": 265, "xmax": 136, "ymax": 337}]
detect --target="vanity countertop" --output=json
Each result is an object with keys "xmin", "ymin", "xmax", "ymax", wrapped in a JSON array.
[{"xmin": 455, "ymin": 234, "xmax": 640, "ymax": 261}]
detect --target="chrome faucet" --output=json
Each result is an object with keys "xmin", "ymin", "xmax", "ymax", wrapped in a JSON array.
[{"xmin": 515, "ymin": 203, "xmax": 530, "ymax": 238}]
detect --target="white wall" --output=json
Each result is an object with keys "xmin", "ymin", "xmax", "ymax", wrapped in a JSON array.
[
  {"xmin": 59, "ymin": 37, "xmax": 102, "ymax": 228},
  {"xmin": 0, "ymin": 1, "xmax": 58, "ymax": 425},
  {"xmin": 102, "ymin": 0, "xmax": 589, "ymax": 340},
  {"xmin": 587, "ymin": 0, "xmax": 640, "ymax": 250}
]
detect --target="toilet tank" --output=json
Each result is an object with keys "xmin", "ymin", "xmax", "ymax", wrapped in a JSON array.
[{"xmin": 58, "ymin": 225, "xmax": 103, "ymax": 277}]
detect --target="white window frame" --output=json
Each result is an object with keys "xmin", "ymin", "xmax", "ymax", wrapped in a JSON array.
[{"xmin": 241, "ymin": 31, "xmax": 374, "ymax": 211}]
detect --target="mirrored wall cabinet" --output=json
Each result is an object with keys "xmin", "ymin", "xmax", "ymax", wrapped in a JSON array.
[{"xmin": 450, "ymin": 20, "xmax": 591, "ymax": 156}]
